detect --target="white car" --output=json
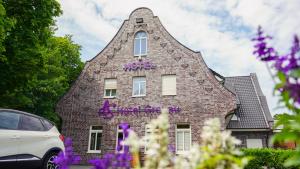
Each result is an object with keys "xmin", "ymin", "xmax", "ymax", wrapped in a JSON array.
[{"xmin": 0, "ymin": 109, "xmax": 65, "ymax": 169}]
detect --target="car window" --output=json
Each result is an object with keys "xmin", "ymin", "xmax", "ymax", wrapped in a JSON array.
[
  {"xmin": 0, "ymin": 111, "xmax": 20, "ymax": 130},
  {"xmin": 19, "ymin": 115, "xmax": 45, "ymax": 131},
  {"xmin": 42, "ymin": 119, "xmax": 54, "ymax": 130}
]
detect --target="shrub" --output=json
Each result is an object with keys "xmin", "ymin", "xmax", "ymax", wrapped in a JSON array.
[{"xmin": 242, "ymin": 148, "xmax": 298, "ymax": 169}]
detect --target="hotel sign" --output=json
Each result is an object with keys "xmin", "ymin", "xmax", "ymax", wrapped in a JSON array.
[
  {"xmin": 98, "ymin": 100, "xmax": 181, "ymax": 119},
  {"xmin": 123, "ymin": 60, "xmax": 156, "ymax": 71}
]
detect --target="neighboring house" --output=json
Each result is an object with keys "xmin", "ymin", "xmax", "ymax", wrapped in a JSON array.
[
  {"xmin": 56, "ymin": 7, "xmax": 273, "ymax": 163},
  {"xmin": 223, "ymin": 73, "xmax": 273, "ymax": 148}
]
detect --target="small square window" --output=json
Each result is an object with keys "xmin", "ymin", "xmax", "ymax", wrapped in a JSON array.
[
  {"xmin": 132, "ymin": 77, "xmax": 146, "ymax": 97},
  {"xmin": 104, "ymin": 79, "xmax": 117, "ymax": 98},
  {"xmin": 136, "ymin": 18, "xmax": 143, "ymax": 23}
]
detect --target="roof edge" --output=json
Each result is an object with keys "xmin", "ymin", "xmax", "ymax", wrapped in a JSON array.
[
  {"xmin": 129, "ymin": 7, "xmax": 154, "ymax": 18},
  {"xmin": 250, "ymin": 74, "xmax": 271, "ymax": 128}
]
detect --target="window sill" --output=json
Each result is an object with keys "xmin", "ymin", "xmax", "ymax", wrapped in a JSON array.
[
  {"xmin": 162, "ymin": 94, "xmax": 177, "ymax": 96},
  {"xmin": 132, "ymin": 95, "xmax": 146, "ymax": 98},
  {"xmin": 87, "ymin": 150, "xmax": 101, "ymax": 154},
  {"xmin": 103, "ymin": 96, "xmax": 117, "ymax": 99},
  {"xmin": 134, "ymin": 55, "xmax": 147, "ymax": 57},
  {"xmin": 176, "ymin": 151, "xmax": 189, "ymax": 155}
]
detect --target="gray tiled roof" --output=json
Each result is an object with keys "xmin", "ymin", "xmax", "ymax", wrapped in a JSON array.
[{"xmin": 224, "ymin": 73, "xmax": 273, "ymax": 129}]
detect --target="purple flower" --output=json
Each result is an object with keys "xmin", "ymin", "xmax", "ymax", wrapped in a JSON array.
[
  {"xmin": 89, "ymin": 157, "xmax": 111, "ymax": 169},
  {"xmin": 252, "ymin": 26, "xmax": 300, "ymax": 105},
  {"xmin": 54, "ymin": 138, "xmax": 81, "ymax": 169},
  {"xmin": 119, "ymin": 123, "xmax": 130, "ymax": 138},
  {"xmin": 252, "ymin": 26, "xmax": 278, "ymax": 61},
  {"xmin": 168, "ymin": 144, "xmax": 176, "ymax": 153},
  {"xmin": 89, "ymin": 151, "xmax": 132, "ymax": 169}
]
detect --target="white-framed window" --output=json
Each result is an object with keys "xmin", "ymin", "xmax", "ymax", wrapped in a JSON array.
[
  {"xmin": 176, "ymin": 124, "xmax": 191, "ymax": 154},
  {"xmin": 88, "ymin": 126, "xmax": 103, "ymax": 153},
  {"xmin": 132, "ymin": 77, "xmax": 146, "ymax": 97},
  {"xmin": 134, "ymin": 31, "xmax": 147, "ymax": 57},
  {"xmin": 162, "ymin": 75, "xmax": 176, "ymax": 96},
  {"xmin": 104, "ymin": 79, "xmax": 117, "ymax": 98},
  {"xmin": 116, "ymin": 125, "xmax": 130, "ymax": 152},
  {"xmin": 144, "ymin": 124, "xmax": 159, "ymax": 153},
  {"xmin": 246, "ymin": 139, "xmax": 263, "ymax": 148}
]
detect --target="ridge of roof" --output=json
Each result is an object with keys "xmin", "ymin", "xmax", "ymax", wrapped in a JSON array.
[{"xmin": 249, "ymin": 74, "xmax": 270, "ymax": 128}]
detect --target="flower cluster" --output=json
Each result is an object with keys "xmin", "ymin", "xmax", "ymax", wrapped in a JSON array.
[
  {"xmin": 197, "ymin": 119, "xmax": 248, "ymax": 169},
  {"xmin": 123, "ymin": 109, "xmax": 249, "ymax": 169},
  {"xmin": 55, "ymin": 110, "xmax": 248, "ymax": 169},
  {"xmin": 124, "ymin": 109, "xmax": 171, "ymax": 169},
  {"xmin": 252, "ymin": 26, "xmax": 278, "ymax": 61},
  {"xmin": 54, "ymin": 138, "xmax": 81, "ymax": 169},
  {"xmin": 252, "ymin": 26, "xmax": 300, "ymax": 105}
]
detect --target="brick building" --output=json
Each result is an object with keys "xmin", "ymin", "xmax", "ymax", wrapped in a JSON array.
[{"xmin": 56, "ymin": 7, "xmax": 273, "ymax": 162}]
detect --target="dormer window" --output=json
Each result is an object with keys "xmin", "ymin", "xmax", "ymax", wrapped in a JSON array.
[
  {"xmin": 231, "ymin": 114, "xmax": 239, "ymax": 121},
  {"xmin": 134, "ymin": 31, "xmax": 147, "ymax": 57}
]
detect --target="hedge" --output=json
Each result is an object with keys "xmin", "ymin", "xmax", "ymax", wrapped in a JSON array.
[{"xmin": 242, "ymin": 148, "xmax": 298, "ymax": 169}]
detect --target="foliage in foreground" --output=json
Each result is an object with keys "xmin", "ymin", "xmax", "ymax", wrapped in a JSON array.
[
  {"xmin": 252, "ymin": 27, "xmax": 300, "ymax": 166},
  {"xmin": 55, "ymin": 110, "xmax": 249, "ymax": 169},
  {"xmin": 124, "ymin": 110, "xmax": 249, "ymax": 169},
  {"xmin": 242, "ymin": 148, "xmax": 297, "ymax": 169},
  {"xmin": 54, "ymin": 138, "xmax": 81, "ymax": 169}
]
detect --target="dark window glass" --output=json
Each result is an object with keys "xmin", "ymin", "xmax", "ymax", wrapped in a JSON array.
[
  {"xmin": 42, "ymin": 119, "xmax": 54, "ymax": 130},
  {"xmin": 20, "ymin": 115, "xmax": 45, "ymax": 131},
  {"xmin": 0, "ymin": 112, "xmax": 20, "ymax": 130},
  {"xmin": 118, "ymin": 132, "xmax": 124, "ymax": 140},
  {"xmin": 105, "ymin": 89, "xmax": 110, "ymax": 96},
  {"xmin": 111, "ymin": 89, "xmax": 116, "ymax": 96},
  {"xmin": 177, "ymin": 124, "xmax": 190, "ymax": 129},
  {"xmin": 96, "ymin": 133, "xmax": 102, "ymax": 150},
  {"xmin": 90, "ymin": 133, "xmax": 96, "ymax": 150},
  {"xmin": 91, "ymin": 126, "xmax": 103, "ymax": 130}
]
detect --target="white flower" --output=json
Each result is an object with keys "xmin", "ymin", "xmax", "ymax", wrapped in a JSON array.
[
  {"xmin": 123, "ymin": 130, "xmax": 141, "ymax": 153},
  {"xmin": 122, "ymin": 113, "xmax": 248, "ymax": 169}
]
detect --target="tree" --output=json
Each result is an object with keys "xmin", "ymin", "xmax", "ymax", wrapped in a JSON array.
[
  {"xmin": 0, "ymin": 0, "xmax": 14, "ymax": 62},
  {"xmin": 25, "ymin": 36, "xmax": 83, "ymax": 124},
  {"xmin": 0, "ymin": 0, "xmax": 62, "ymax": 105},
  {"xmin": 0, "ymin": 0, "xmax": 84, "ymax": 127}
]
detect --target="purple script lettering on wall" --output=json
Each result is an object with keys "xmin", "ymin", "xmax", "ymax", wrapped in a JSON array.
[
  {"xmin": 123, "ymin": 60, "xmax": 156, "ymax": 71},
  {"xmin": 98, "ymin": 100, "xmax": 181, "ymax": 119}
]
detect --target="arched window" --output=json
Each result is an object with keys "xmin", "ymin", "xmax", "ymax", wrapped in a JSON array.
[{"xmin": 134, "ymin": 31, "xmax": 147, "ymax": 57}]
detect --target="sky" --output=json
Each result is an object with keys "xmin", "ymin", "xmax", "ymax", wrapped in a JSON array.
[{"xmin": 55, "ymin": 0, "xmax": 300, "ymax": 116}]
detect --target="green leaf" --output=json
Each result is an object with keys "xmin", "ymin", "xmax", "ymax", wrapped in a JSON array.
[
  {"xmin": 277, "ymin": 71, "xmax": 287, "ymax": 83},
  {"xmin": 290, "ymin": 69, "xmax": 300, "ymax": 78}
]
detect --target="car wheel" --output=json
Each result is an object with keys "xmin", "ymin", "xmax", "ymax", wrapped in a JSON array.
[{"xmin": 42, "ymin": 151, "xmax": 59, "ymax": 169}]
